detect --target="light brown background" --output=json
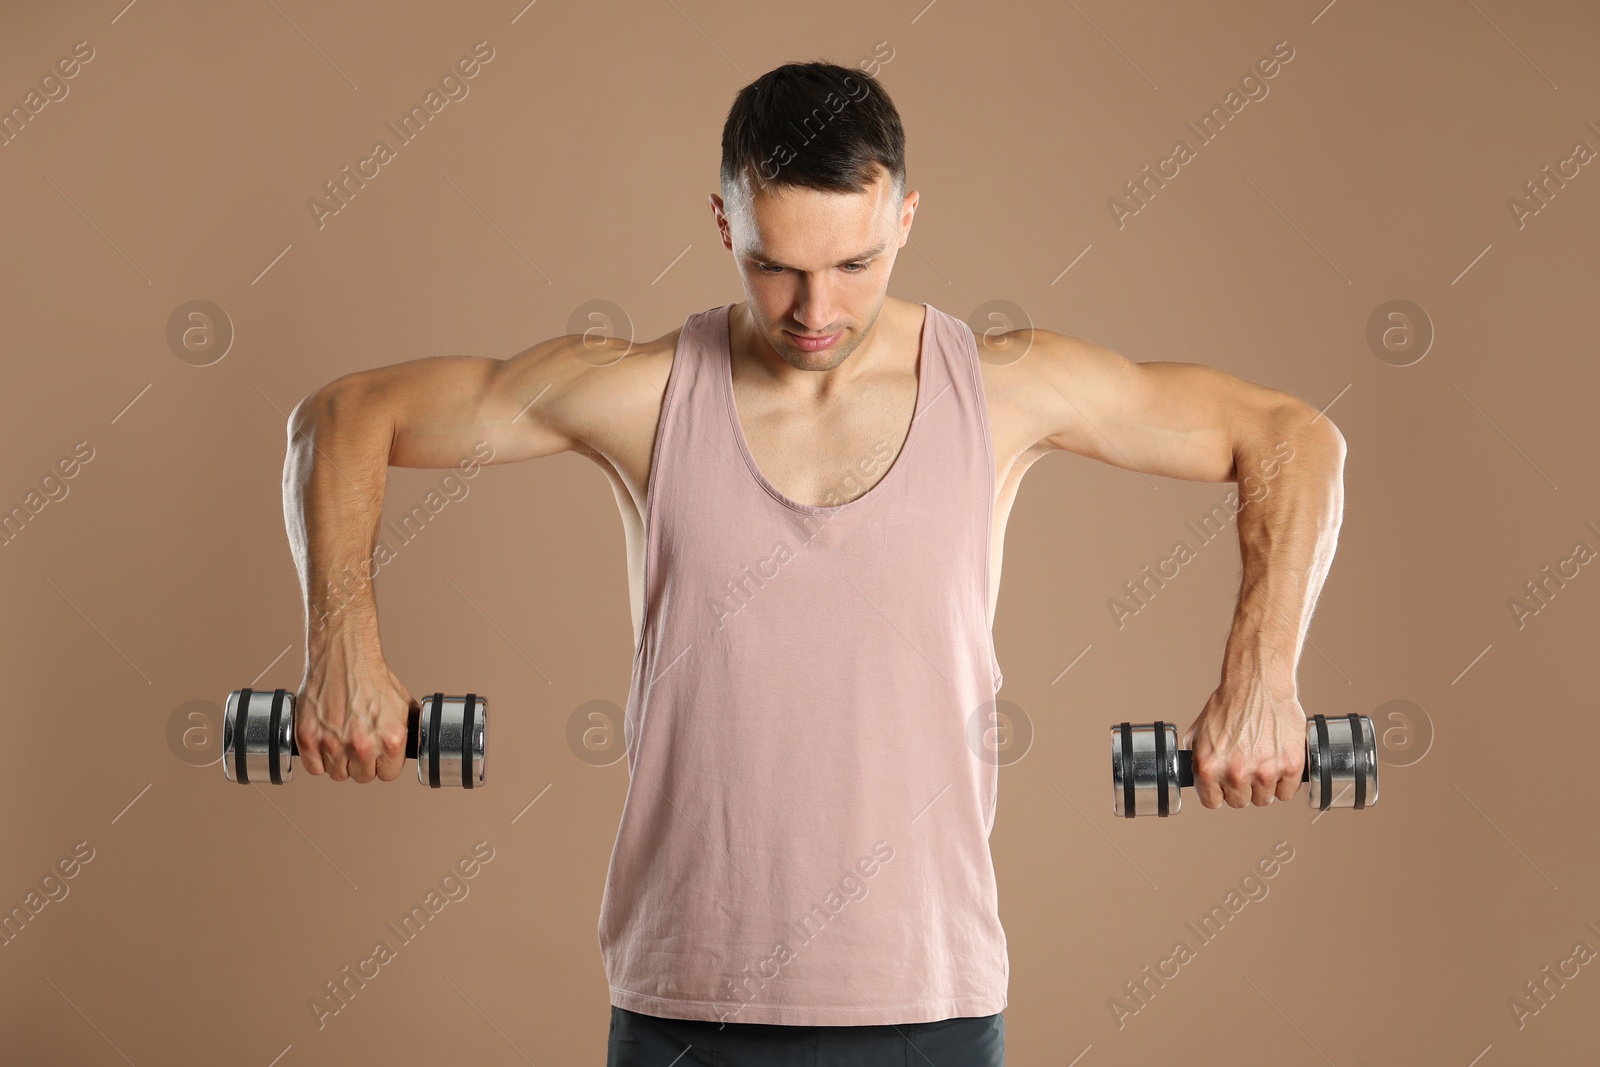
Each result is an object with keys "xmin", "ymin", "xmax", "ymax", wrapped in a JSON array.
[{"xmin": 2, "ymin": 0, "xmax": 1596, "ymax": 1063}]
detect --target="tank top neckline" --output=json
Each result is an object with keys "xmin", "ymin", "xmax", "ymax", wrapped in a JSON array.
[{"xmin": 718, "ymin": 300, "xmax": 933, "ymax": 516}]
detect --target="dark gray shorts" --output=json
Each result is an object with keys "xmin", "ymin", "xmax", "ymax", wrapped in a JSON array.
[{"xmin": 605, "ymin": 1005, "xmax": 1005, "ymax": 1066}]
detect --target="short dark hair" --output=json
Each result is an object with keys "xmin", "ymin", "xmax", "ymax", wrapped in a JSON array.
[{"xmin": 719, "ymin": 61, "xmax": 905, "ymax": 204}]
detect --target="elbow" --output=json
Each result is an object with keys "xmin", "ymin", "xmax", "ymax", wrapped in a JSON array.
[
  {"xmin": 287, "ymin": 389, "xmax": 324, "ymax": 438},
  {"xmin": 1276, "ymin": 400, "xmax": 1344, "ymax": 460},
  {"xmin": 1238, "ymin": 400, "xmax": 1342, "ymax": 472},
  {"xmin": 288, "ymin": 374, "xmax": 398, "ymax": 468},
  {"xmin": 1290, "ymin": 405, "xmax": 1346, "ymax": 492},
  {"xmin": 288, "ymin": 375, "xmax": 360, "ymax": 438},
  {"xmin": 1308, "ymin": 407, "xmax": 1346, "ymax": 464}
]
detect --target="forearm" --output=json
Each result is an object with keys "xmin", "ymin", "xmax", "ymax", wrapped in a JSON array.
[
  {"xmin": 283, "ymin": 380, "xmax": 393, "ymax": 659},
  {"xmin": 1219, "ymin": 405, "xmax": 1346, "ymax": 693}
]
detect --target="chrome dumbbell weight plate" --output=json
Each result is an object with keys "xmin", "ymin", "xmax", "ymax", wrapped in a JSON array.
[
  {"xmin": 415, "ymin": 693, "xmax": 488, "ymax": 789},
  {"xmin": 1111, "ymin": 721, "xmax": 1184, "ymax": 818},
  {"xmin": 1305, "ymin": 712, "xmax": 1376, "ymax": 812}
]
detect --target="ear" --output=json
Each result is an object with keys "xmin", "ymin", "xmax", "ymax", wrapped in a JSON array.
[
  {"xmin": 898, "ymin": 189, "xmax": 918, "ymax": 243},
  {"xmin": 709, "ymin": 194, "xmax": 734, "ymax": 250}
]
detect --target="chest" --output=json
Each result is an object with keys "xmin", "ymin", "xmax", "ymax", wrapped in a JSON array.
[
  {"xmin": 733, "ymin": 379, "xmax": 920, "ymax": 509},
  {"xmin": 585, "ymin": 341, "xmax": 1046, "ymax": 531}
]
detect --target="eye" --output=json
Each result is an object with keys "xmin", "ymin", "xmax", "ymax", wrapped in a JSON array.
[{"xmin": 756, "ymin": 262, "xmax": 869, "ymax": 274}]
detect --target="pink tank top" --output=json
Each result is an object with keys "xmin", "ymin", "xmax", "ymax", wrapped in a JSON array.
[{"xmin": 597, "ymin": 301, "xmax": 1007, "ymax": 1026}]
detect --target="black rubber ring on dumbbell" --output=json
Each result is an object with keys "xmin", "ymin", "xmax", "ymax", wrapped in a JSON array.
[
  {"xmin": 234, "ymin": 688, "xmax": 253, "ymax": 784},
  {"xmin": 1154, "ymin": 720, "xmax": 1170, "ymax": 817},
  {"xmin": 268, "ymin": 688, "xmax": 288, "ymax": 785},
  {"xmin": 426, "ymin": 693, "xmax": 442, "ymax": 788},
  {"xmin": 1313, "ymin": 714, "xmax": 1332, "ymax": 811},
  {"xmin": 1349, "ymin": 712, "xmax": 1366, "ymax": 809},
  {"xmin": 1119, "ymin": 722, "xmax": 1135, "ymax": 818},
  {"xmin": 462, "ymin": 694, "xmax": 477, "ymax": 789}
]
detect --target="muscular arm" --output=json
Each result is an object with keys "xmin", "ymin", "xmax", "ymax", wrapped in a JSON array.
[
  {"xmin": 284, "ymin": 337, "xmax": 593, "ymax": 649},
  {"xmin": 281, "ymin": 334, "xmax": 604, "ymax": 780},
  {"xmin": 1200, "ymin": 403, "xmax": 1345, "ymax": 807},
  {"xmin": 1014, "ymin": 330, "xmax": 1347, "ymax": 808}
]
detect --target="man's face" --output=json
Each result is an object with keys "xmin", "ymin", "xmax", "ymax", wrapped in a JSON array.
[{"xmin": 710, "ymin": 167, "xmax": 917, "ymax": 372}]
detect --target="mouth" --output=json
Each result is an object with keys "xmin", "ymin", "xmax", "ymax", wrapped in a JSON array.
[{"xmin": 784, "ymin": 329, "xmax": 843, "ymax": 351}]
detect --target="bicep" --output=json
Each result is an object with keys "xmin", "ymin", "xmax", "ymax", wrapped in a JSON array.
[{"xmin": 1029, "ymin": 332, "xmax": 1297, "ymax": 483}]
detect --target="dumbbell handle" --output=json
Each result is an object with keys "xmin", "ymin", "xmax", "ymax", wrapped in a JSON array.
[
  {"xmin": 241, "ymin": 686, "xmax": 426, "ymax": 761},
  {"xmin": 284, "ymin": 704, "xmax": 423, "ymax": 760},
  {"xmin": 1176, "ymin": 749, "xmax": 1310, "ymax": 788}
]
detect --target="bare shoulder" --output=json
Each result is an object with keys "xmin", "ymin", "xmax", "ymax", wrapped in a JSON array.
[
  {"xmin": 495, "ymin": 319, "xmax": 681, "ymax": 464},
  {"xmin": 971, "ymin": 324, "xmax": 1109, "ymax": 459}
]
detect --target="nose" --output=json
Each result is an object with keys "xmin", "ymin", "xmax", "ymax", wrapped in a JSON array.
[{"xmin": 790, "ymin": 286, "xmax": 841, "ymax": 335}]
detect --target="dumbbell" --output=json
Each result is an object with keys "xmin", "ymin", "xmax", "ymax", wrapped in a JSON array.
[
  {"xmin": 222, "ymin": 687, "xmax": 487, "ymax": 788},
  {"xmin": 1110, "ymin": 713, "xmax": 1377, "ymax": 817}
]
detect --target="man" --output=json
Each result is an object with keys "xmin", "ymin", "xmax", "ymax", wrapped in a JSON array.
[{"xmin": 283, "ymin": 61, "xmax": 1344, "ymax": 1066}]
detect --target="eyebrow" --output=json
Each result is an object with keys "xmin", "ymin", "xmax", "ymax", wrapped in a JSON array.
[{"xmin": 746, "ymin": 242, "xmax": 888, "ymax": 269}]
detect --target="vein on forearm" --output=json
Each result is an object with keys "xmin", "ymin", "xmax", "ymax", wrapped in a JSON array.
[{"xmin": 1222, "ymin": 405, "xmax": 1345, "ymax": 686}]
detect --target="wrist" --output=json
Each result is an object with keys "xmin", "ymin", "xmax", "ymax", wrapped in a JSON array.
[
  {"xmin": 306, "ymin": 608, "xmax": 380, "ymax": 659},
  {"xmin": 1218, "ymin": 638, "xmax": 1298, "ymax": 695}
]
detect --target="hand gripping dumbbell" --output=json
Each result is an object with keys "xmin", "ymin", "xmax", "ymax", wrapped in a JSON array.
[
  {"xmin": 1110, "ymin": 713, "xmax": 1377, "ymax": 817},
  {"xmin": 222, "ymin": 688, "xmax": 487, "ymax": 788}
]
